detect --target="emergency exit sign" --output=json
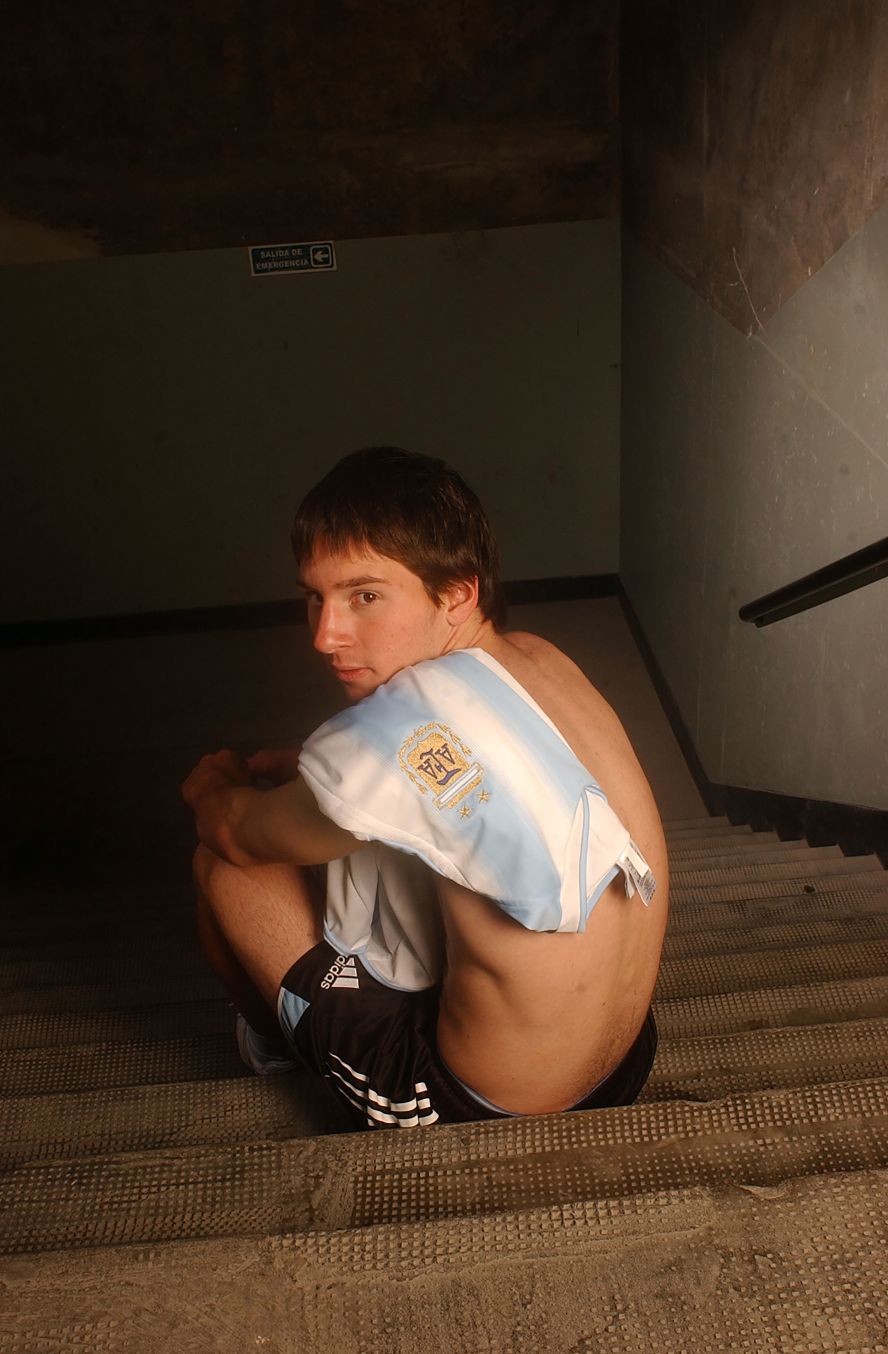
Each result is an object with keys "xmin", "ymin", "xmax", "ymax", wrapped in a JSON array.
[{"xmin": 249, "ymin": 241, "xmax": 337, "ymax": 276}]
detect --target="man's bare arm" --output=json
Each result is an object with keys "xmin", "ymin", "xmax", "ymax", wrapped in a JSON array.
[{"xmin": 181, "ymin": 748, "xmax": 362, "ymax": 867}]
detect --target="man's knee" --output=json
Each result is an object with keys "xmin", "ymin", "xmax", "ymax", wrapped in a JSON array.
[{"xmin": 192, "ymin": 841, "xmax": 221, "ymax": 893}]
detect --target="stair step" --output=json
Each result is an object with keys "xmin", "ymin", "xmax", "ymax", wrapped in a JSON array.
[
  {"xmin": 644, "ymin": 1015, "xmax": 888, "ymax": 1102},
  {"xmin": 657, "ymin": 936, "xmax": 888, "ymax": 999},
  {"xmin": 4, "ymin": 1076, "xmax": 888, "ymax": 1254},
  {"xmin": 3, "ymin": 1168, "xmax": 886, "ymax": 1354},
  {"xmin": 669, "ymin": 886, "xmax": 888, "ymax": 933},
  {"xmin": 10, "ymin": 958, "xmax": 888, "ymax": 1104},
  {"xmin": 667, "ymin": 842, "xmax": 838, "ymax": 867},
  {"xmin": 671, "ymin": 867, "xmax": 888, "ymax": 906},
  {"xmin": 0, "ymin": 1072, "xmax": 353, "ymax": 1169},
  {"xmin": 663, "ymin": 908, "xmax": 888, "ymax": 960},
  {"xmin": 654, "ymin": 975, "xmax": 888, "ymax": 1038},
  {"xmin": 0, "ymin": 998, "xmax": 232, "ymax": 1052},
  {"xmin": 664, "ymin": 815, "xmax": 731, "ymax": 829},
  {"xmin": 0, "ymin": 969, "xmax": 223, "ymax": 1015},
  {"xmin": 671, "ymin": 853, "xmax": 882, "ymax": 888},
  {"xmin": 1, "ymin": 1032, "xmax": 247, "ymax": 1099},
  {"xmin": 0, "ymin": 941, "xmax": 211, "ymax": 991},
  {"xmin": 665, "ymin": 822, "xmax": 751, "ymax": 840},
  {"xmin": 666, "ymin": 830, "xmax": 781, "ymax": 854},
  {"xmin": 8, "ymin": 1013, "xmax": 888, "ymax": 1170}
]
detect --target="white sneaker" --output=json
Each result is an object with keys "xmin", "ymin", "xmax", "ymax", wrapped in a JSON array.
[{"xmin": 235, "ymin": 1014, "xmax": 300, "ymax": 1075}]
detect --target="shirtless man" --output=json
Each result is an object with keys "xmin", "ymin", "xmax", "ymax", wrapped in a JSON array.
[{"xmin": 182, "ymin": 447, "xmax": 668, "ymax": 1126}]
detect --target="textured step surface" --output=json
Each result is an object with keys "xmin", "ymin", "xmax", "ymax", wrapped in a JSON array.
[
  {"xmin": 669, "ymin": 867, "xmax": 888, "ymax": 905},
  {"xmin": 667, "ymin": 842, "xmax": 839, "ymax": 867},
  {"xmin": 1, "ymin": 1032, "xmax": 248, "ymax": 1099},
  {"xmin": 8, "ymin": 971, "xmax": 888, "ymax": 1106},
  {"xmin": 6, "ymin": 1016, "xmax": 888, "ymax": 1169},
  {"xmin": 0, "ymin": 969, "xmax": 224, "ymax": 1014},
  {"xmin": 665, "ymin": 820, "xmax": 748, "ymax": 837},
  {"xmin": 0, "ymin": 1072, "xmax": 353, "ymax": 1169},
  {"xmin": 668, "ymin": 885, "xmax": 888, "ymax": 934},
  {"xmin": 655, "ymin": 936, "xmax": 888, "ymax": 999},
  {"xmin": 643, "ymin": 1015, "xmax": 888, "ymax": 1102},
  {"xmin": 664, "ymin": 815, "xmax": 732, "ymax": 829},
  {"xmin": 0, "ymin": 998, "xmax": 232, "ymax": 1052},
  {"xmin": 3, "ymin": 1169, "xmax": 887, "ymax": 1353},
  {"xmin": 670, "ymin": 853, "xmax": 881, "ymax": 888},
  {"xmin": 4, "ymin": 1076, "xmax": 888, "ymax": 1254},
  {"xmin": 663, "ymin": 908, "xmax": 888, "ymax": 959},
  {"xmin": 654, "ymin": 975, "xmax": 888, "ymax": 1037}
]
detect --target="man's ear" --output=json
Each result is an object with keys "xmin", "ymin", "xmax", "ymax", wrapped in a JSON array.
[{"xmin": 441, "ymin": 576, "xmax": 479, "ymax": 627}]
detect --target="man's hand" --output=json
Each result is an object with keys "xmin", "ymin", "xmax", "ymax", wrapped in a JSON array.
[
  {"xmin": 182, "ymin": 749, "xmax": 252, "ymax": 812},
  {"xmin": 181, "ymin": 745, "xmax": 361, "ymax": 867},
  {"xmin": 246, "ymin": 747, "xmax": 303, "ymax": 786}
]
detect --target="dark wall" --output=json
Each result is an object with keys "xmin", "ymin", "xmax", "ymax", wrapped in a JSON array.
[
  {"xmin": 620, "ymin": 0, "xmax": 888, "ymax": 811},
  {"xmin": 623, "ymin": 0, "xmax": 888, "ymax": 334},
  {"xmin": 2, "ymin": 1, "xmax": 619, "ymax": 260}
]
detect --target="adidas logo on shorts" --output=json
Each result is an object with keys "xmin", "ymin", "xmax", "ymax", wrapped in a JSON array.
[{"xmin": 321, "ymin": 954, "xmax": 360, "ymax": 990}]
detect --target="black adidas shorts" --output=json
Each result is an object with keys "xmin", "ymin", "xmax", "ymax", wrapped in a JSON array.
[{"xmin": 278, "ymin": 940, "xmax": 658, "ymax": 1130}]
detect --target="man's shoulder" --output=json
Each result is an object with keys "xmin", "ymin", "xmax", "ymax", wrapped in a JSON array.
[
  {"xmin": 493, "ymin": 630, "xmax": 585, "ymax": 685},
  {"xmin": 501, "ymin": 629, "xmax": 559, "ymax": 661}
]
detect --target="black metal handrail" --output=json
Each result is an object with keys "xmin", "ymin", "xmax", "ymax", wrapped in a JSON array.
[{"xmin": 739, "ymin": 536, "xmax": 888, "ymax": 627}]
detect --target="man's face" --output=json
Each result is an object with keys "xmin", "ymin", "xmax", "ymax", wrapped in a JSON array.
[{"xmin": 299, "ymin": 546, "xmax": 453, "ymax": 701}]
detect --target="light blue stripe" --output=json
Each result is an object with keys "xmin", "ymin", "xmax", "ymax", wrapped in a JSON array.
[
  {"xmin": 443, "ymin": 651, "xmax": 593, "ymax": 812},
  {"xmin": 278, "ymin": 990, "xmax": 310, "ymax": 1041},
  {"xmin": 581, "ymin": 864, "xmax": 621, "ymax": 927}
]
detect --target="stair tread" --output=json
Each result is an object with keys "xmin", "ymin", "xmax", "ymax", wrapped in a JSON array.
[
  {"xmin": 4, "ymin": 1076, "xmax": 888, "ymax": 1254},
  {"xmin": 669, "ymin": 885, "xmax": 888, "ymax": 932},
  {"xmin": 667, "ymin": 843, "xmax": 842, "ymax": 866},
  {"xmin": 3, "ymin": 1168, "xmax": 886, "ymax": 1353},
  {"xmin": 7, "ymin": 1016, "xmax": 888, "ymax": 1169},
  {"xmin": 665, "ymin": 820, "xmax": 745, "ymax": 835},
  {"xmin": 657, "ymin": 935, "xmax": 888, "ymax": 999},
  {"xmin": 0, "ymin": 1030, "xmax": 248, "ymax": 1098},
  {"xmin": 654, "ymin": 974, "xmax": 888, "ymax": 1037},
  {"xmin": 671, "ymin": 868, "xmax": 888, "ymax": 905},
  {"xmin": 666, "ymin": 830, "xmax": 780, "ymax": 852},
  {"xmin": 0, "ymin": 998, "xmax": 233, "ymax": 1051},
  {"xmin": 644, "ymin": 1014, "xmax": 888, "ymax": 1103},
  {"xmin": 663, "ymin": 907, "xmax": 888, "ymax": 959},
  {"xmin": 664, "ymin": 815, "xmax": 731, "ymax": 828},
  {"xmin": 0, "ymin": 1070, "xmax": 352, "ymax": 1168},
  {"xmin": 671, "ymin": 853, "xmax": 883, "ymax": 886}
]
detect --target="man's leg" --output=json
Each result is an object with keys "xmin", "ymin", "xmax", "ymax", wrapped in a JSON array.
[{"xmin": 193, "ymin": 844, "xmax": 324, "ymax": 1038}]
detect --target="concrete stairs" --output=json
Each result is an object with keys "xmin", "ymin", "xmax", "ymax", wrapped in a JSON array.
[{"xmin": 3, "ymin": 819, "xmax": 888, "ymax": 1351}]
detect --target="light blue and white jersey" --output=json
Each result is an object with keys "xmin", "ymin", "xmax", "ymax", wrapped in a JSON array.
[{"xmin": 299, "ymin": 648, "xmax": 656, "ymax": 992}]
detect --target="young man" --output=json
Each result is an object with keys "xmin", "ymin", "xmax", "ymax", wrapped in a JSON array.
[{"xmin": 182, "ymin": 447, "xmax": 668, "ymax": 1128}]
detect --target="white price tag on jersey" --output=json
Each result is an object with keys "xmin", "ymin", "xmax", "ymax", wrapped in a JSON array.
[{"xmin": 619, "ymin": 841, "xmax": 657, "ymax": 906}]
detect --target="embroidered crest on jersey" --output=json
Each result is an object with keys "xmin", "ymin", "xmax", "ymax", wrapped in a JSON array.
[{"xmin": 398, "ymin": 722, "xmax": 484, "ymax": 810}]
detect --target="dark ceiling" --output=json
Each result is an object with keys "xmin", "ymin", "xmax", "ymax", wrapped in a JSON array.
[{"xmin": 1, "ymin": 1, "xmax": 619, "ymax": 262}]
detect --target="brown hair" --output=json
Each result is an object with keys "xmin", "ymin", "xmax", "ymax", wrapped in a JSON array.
[{"xmin": 291, "ymin": 447, "xmax": 505, "ymax": 627}]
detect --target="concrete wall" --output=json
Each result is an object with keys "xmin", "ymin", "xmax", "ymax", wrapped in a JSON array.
[
  {"xmin": 2, "ymin": 218, "xmax": 620, "ymax": 623},
  {"xmin": 621, "ymin": 2, "xmax": 888, "ymax": 811}
]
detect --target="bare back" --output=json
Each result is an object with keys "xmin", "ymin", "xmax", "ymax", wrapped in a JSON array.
[{"xmin": 436, "ymin": 630, "xmax": 669, "ymax": 1114}]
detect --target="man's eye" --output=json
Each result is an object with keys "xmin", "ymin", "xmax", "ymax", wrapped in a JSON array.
[{"xmin": 355, "ymin": 591, "xmax": 378, "ymax": 605}]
